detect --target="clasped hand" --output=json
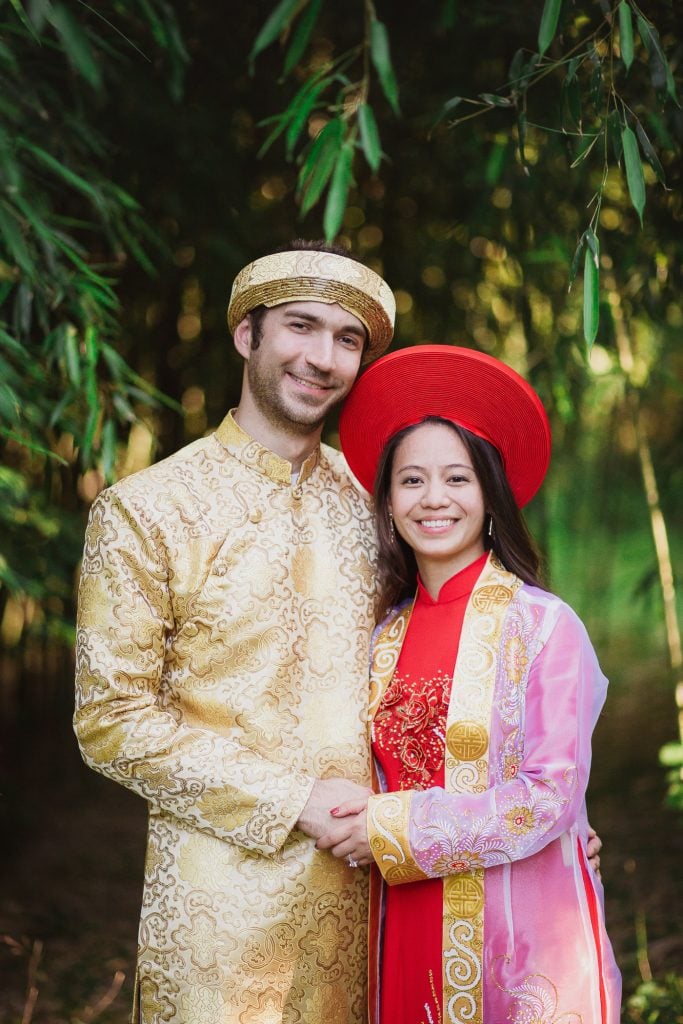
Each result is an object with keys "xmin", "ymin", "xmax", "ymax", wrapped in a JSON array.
[{"xmin": 296, "ymin": 777, "xmax": 372, "ymax": 867}]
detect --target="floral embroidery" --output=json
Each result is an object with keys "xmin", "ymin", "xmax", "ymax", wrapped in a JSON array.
[
  {"xmin": 492, "ymin": 956, "xmax": 583, "ymax": 1023},
  {"xmin": 373, "ymin": 670, "xmax": 451, "ymax": 789},
  {"xmin": 504, "ymin": 806, "xmax": 535, "ymax": 835}
]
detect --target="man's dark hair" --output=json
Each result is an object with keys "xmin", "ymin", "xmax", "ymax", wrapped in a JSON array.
[{"xmin": 248, "ymin": 239, "xmax": 361, "ymax": 349}]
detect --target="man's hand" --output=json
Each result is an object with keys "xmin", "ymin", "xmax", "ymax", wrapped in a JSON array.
[
  {"xmin": 296, "ymin": 778, "xmax": 372, "ymax": 840},
  {"xmin": 587, "ymin": 825, "xmax": 602, "ymax": 877}
]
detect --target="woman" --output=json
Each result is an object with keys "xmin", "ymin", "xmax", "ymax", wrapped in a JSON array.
[{"xmin": 318, "ymin": 346, "xmax": 621, "ymax": 1024}]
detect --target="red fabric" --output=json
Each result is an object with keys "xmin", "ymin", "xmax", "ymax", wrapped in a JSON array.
[
  {"xmin": 373, "ymin": 554, "xmax": 487, "ymax": 1024},
  {"xmin": 578, "ymin": 836, "xmax": 607, "ymax": 1024}
]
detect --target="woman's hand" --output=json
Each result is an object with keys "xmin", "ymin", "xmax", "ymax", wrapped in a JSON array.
[
  {"xmin": 587, "ymin": 824, "xmax": 602, "ymax": 877},
  {"xmin": 316, "ymin": 798, "xmax": 372, "ymax": 867}
]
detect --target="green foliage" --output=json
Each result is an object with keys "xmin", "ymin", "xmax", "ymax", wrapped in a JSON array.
[
  {"xmin": 0, "ymin": 0, "xmax": 186, "ymax": 636},
  {"xmin": 538, "ymin": 0, "xmax": 562, "ymax": 58},
  {"xmin": 659, "ymin": 742, "xmax": 683, "ymax": 812},
  {"xmin": 251, "ymin": 0, "xmax": 400, "ymax": 240},
  {"xmin": 624, "ymin": 974, "xmax": 683, "ymax": 1023}
]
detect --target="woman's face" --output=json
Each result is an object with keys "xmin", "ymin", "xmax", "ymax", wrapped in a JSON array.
[{"xmin": 389, "ymin": 422, "xmax": 486, "ymax": 579}]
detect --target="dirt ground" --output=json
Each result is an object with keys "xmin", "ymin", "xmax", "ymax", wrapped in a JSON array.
[{"xmin": 1, "ymin": 659, "xmax": 682, "ymax": 1024}]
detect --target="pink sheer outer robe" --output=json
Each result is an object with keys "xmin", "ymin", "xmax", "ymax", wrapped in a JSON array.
[{"xmin": 366, "ymin": 554, "xmax": 621, "ymax": 1024}]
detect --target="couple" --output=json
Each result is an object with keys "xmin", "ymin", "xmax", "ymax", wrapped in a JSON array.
[{"xmin": 74, "ymin": 240, "xmax": 620, "ymax": 1024}]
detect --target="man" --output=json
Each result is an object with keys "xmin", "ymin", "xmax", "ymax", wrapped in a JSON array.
[
  {"xmin": 75, "ymin": 240, "xmax": 602, "ymax": 1023},
  {"xmin": 74, "ymin": 240, "xmax": 394, "ymax": 1023}
]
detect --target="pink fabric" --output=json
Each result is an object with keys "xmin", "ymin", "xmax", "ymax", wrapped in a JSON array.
[{"xmin": 396, "ymin": 585, "xmax": 621, "ymax": 1023}]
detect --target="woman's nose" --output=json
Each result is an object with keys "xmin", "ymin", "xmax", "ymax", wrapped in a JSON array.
[{"xmin": 420, "ymin": 480, "xmax": 449, "ymax": 507}]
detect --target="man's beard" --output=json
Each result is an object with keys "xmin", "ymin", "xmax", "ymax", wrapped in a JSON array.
[{"xmin": 246, "ymin": 357, "xmax": 343, "ymax": 435}]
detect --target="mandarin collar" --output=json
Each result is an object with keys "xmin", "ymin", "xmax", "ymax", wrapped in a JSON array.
[
  {"xmin": 417, "ymin": 551, "xmax": 489, "ymax": 606},
  {"xmin": 214, "ymin": 410, "xmax": 320, "ymax": 485}
]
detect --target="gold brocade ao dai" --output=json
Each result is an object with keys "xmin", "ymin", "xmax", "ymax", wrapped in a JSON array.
[{"xmin": 74, "ymin": 412, "xmax": 377, "ymax": 1023}]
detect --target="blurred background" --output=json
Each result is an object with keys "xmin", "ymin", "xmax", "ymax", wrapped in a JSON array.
[{"xmin": 0, "ymin": 2, "xmax": 681, "ymax": 1020}]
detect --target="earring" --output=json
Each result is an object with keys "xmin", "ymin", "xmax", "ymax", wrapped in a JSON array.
[
  {"xmin": 389, "ymin": 512, "xmax": 395, "ymax": 541},
  {"xmin": 488, "ymin": 515, "xmax": 495, "ymax": 539}
]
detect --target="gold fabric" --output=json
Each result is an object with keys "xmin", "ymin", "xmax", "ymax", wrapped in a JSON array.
[
  {"xmin": 227, "ymin": 251, "xmax": 395, "ymax": 363},
  {"xmin": 74, "ymin": 411, "xmax": 378, "ymax": 1024}
]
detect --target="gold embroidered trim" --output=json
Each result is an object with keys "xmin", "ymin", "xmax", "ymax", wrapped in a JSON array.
[
  {"xmin": 442, "ymin": 554, "xmax": 522, "ymax": 1024},
  {"xmin": 367, "ymin": 791, "xmax": 428, "ymax": 885}
]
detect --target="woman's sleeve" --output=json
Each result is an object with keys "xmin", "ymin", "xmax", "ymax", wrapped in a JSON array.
[
  {"xmin": 74, "ymin": 489, "xmax": 315, "ymax": 856},
  {"xmin": 366, "ymin": 602, "xmax": 608, "ymax": 884}
]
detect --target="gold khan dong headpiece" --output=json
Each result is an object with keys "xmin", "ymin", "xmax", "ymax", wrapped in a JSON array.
[{"xmin": 227, "ymin": 250, "xmax": 396, "ymax": 364}]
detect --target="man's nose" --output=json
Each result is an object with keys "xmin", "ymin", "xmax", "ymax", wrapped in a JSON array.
[{"xmin": 305, "ymin": 334, "xmax": 335, "ymax": 371}]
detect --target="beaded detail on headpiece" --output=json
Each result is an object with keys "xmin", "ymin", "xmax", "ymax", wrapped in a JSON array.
[{"xmin": 227, "ymin": 250, "xmax": 395, "ymax": 363}]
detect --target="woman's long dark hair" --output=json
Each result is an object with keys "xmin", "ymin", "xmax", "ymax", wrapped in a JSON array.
[{"xmin": 374, "ymin": 417, "xmax": 545, "ymax": 621}]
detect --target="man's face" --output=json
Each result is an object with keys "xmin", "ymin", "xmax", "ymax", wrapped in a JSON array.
[{"xmin": 241, "ymin": 301, "xmax": 366, "ymax": 434}]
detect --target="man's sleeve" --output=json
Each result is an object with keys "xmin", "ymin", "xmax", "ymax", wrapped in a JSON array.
[
  {"xmin": 74, "ymin": 488, "xmax": 314, "ymax": 856},
  {"xmin": 367, "ymin": 604, "xmax": 607, "ymax": 883}
]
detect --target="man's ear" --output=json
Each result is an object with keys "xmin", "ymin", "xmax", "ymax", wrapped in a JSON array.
[{"xmin": 233, "ymin": 316, "xmax": 253, "ymax": 359}]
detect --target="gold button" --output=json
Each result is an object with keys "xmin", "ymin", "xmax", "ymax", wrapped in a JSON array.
[
  {"xmin": 248, "ymin": 508, "xmax": 263, "ymax": 523},
  {"xmin": 292, "ymin": 485, "xmax": 303, "ymax": 500}
]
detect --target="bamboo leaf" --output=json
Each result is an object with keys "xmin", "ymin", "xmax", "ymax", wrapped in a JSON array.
[
  {"xmin": 508, "ymin": 48, "xmax": 525, "ymax": 91},
  {"xmin": 607, "ymin": 110, "xmax": 623, "ymax": 165},
  {"xmin": 0, "ymin": 325, "xmax": 25, "ymax": 357},
  {"xmin": 357, "ymin": 103, "xmax": 382, "ymax": 172},
  {"xmin": 538, "ymin": 0, "xmax": 562, "ymax": 58},
  {"xmin": 47, "ymin": 3, "xmax": 102, "ymax": 89},
  {"xmin": 569, "ymin": 131, "xmax": 600, "ymax": 168},
  {"xmin": 634, "ymin": 118, "xmax": 666, "ymax": 185},
  {"xmin": 323, "ymin": 140, "xmax": 354, "ymax": 241},
  {"xmin": 0, "ymin": 201, "xmax": 34, "ymax": 277},
  {"xmin": 622, "ymin": 125, "xmax": 645, "ymax": 225},
  {"xmin": 257, "ymin": 67, "xmax": 329, "ymax": 158},
  {"xmin": 283, "ymin": 0, "xmax": 323, "ymax": 78},
  {"xmin": 432, "ymin": 95, "xmax": 463, "ymax": 129},
  {"xmin": 0, "ymin": 425, "xmax": 68, "ymax": 462},
  {"xmin": 370, "ymin": 18, "xmax": 400, "ymax": 116},
  {"xmin": 568, "ymin": 230, "xmax": 585, "ymax": 289},
  {"xmin": 112, "ymin": 392, "xmax": 136, "ymax": 422},
  {"xmin": 565, "ymin": 55, "xmax": 581, "ymax": 84},
  {"xmin": 64, "ymin": 326, "xmax": 82, "ymax": 387},
  {"xmin": 298, "ymin": 117, "xmax": 344, "ymax": 216},
  {"xmin": 561, "ymin": 75, "xmax": 581, "ymax": 130},
  {"xmin": 479, "ymin": 93, "xmax": 512, "ymax": 107},
  {"xmin": 636, "ymin": 14, "xmax": 680, "ymax": 107},
  {"xmin": 19, "ymin": 139, "xmax": 102, "ymax": 202},
  {"xmin": 100, "ymin": 417, "xmax": 117, "ymax": 480},
  {"xmin": 8, "ymin": 0, "xmax": 41, "ymax": 39},
  {"xmin": 0, "ymin": 382, "xmax": 21, "ymax": 425},
  {"xmin": 618, "ymin": 1, "xmax": 634, "ymax": 73},
  {"xmin": 285, "ymin": 77, "xmax": 329, "ymax": 159},
  {"xmin": 583, "ymin": 243, "xmax": 599, "ymax": 348},
  {"xmin": 250, "ymin": 0, "xmax": 302, "ymax": 68}
]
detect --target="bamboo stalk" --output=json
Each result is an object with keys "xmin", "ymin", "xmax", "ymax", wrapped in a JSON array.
[{"xmin": 605, "ymin": 274, "xmax": 683, "ymax": 759}]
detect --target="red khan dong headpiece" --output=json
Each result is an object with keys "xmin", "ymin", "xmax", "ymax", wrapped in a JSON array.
[{"xmin": 339, "ymin": 345, "xmax": 551, "ymax": 508}]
